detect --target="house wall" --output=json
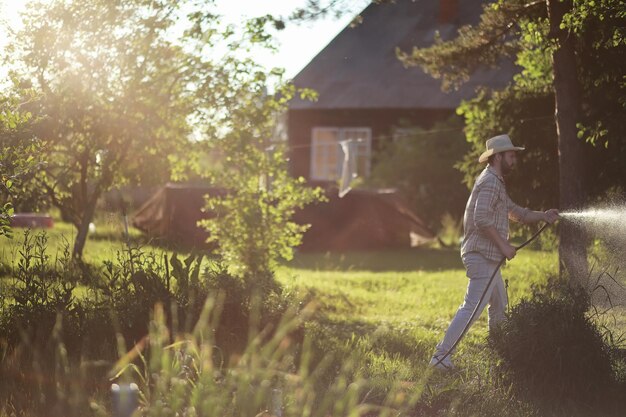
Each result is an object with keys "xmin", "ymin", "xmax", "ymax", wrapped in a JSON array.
[{"xmin": 287, "ymin": 107, "xmax": 453, "ymax": 180}]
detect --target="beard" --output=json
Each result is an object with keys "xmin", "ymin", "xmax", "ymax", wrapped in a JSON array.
[{"xmin": 501, "ymin": 159, "xmax": 515, "ymax": 176}]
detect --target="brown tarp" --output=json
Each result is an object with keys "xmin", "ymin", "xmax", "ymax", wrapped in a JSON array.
[
  {"xmin": 132, "ymin": 183, "xmax": 225, "ymax": 246},
  {"xmin": 132, "ymin": 184, "xmax": 435, "ymax": 250},
  {"xmin": 293, "ymin": 187, "xmax": 435, "ymax": 251}
]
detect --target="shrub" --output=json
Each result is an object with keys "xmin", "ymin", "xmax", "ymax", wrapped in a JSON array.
[
  {"xmin": 489, "ymin": 286, "xmax": 625, "ymax": 415},
  {"xmin": 0, "ymin": 231, "xmax": 105, "ymax": 416},
  {"xmin": 0, "ymin": 231, "xmax": 297, "ymax": 415},
  {"xmin": 1, "ymin": 230, "xmax": 79, "ymax": 350},
  {"xmin": 200, "ymin": 83, "xmax": 324, "ymax": 286},
  {"xmin": 201, "ymin": 150, "xmax": 324, "ymax": 288}
]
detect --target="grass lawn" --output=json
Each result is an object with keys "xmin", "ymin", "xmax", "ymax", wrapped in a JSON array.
[
  {"xmin": 4, "ymin": 221, "xmax": 621, "ymax": 358},
  {"xmin": 0, "ymin": 218, "xmax": 187, "ymax": 279},
  {"xmin": 276, "ymin": 246, "xmax": 625, "ymax": 414},
  {"xmin": 277, "ymin": 247, "xmax": 560, "ymax": 368},
  {"xmin": 2, "ymin": 220, "xmax": 623, "ymax": 355},
  {"xmin": 1, "ymin": 222, "xmax": 562, "ymax": 355},
  {"xmin": 1, "ymin": 221, "xmax": 624, "ymax": 415}
]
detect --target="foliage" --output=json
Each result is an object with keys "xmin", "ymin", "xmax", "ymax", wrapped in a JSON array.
[
  {"xmin": 566, "ymin": 0, "xmax": 626, "ymax": 189},
  {"xmin": 437, "ymin": 212, "xmax": 464, "ymax": 247},
  {"xmin": 199, "ymin": 78, "xmax": 324, "ymax": 288},
  {"xmin": 397, "ymin": 0, "xmax": 546, "ymax": 92},
  {"xmin": 4, "ymin": 0, "xmax": 302, "ymax": 260},
  {"xmin": 455, "ymin": 83, "xmax": 559, "ymax": 211},
  {"xmin": 188, "ymin": 6, "xmax": 325, "ymax": 287},
  {"xmin": 489, "ymin": 285, "xmax": 625, "ymax": 415},
  {"xmin": 367, "ymin": 116, "xmax": 469, "ymax": 232},
  {"xmin": 287, "ymin": 0, "xmax": 372, "ymax": 23},
  {"xmin": 0, "ymin": 91, "xmax": 43, "ymax": 238},
  {"xmin": 2, "ymin": 230, "xmax": 78, "ymax": 348},
  {"xmin": 0, "ymin": 230, "xmax": 89, "ymax": 416},
  {"xmin": 0, "ymin": 230, "xmax": 289, "ymax": 415},
  {"xmin": 399, "ymin": 0, "xmax": 626, "ymax": 204},
  {"xmin": 3, "ymin": 0, "xmax": 199, "ymax": 258},
  {"xmin": 126, "ymin": 303, "xmax": 376, "ymax": 417},
  {"xmin": 2, "ymin": 224, "xmax": 625, "ymax": 415}
]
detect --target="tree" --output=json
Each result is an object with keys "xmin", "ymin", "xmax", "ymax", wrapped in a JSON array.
[
  {"xmin": 177, "ymin": 9, "xmax": 325, "ymax": 291},
  {"xmin": 547, "ymin": 0, "xmax": 588, "ymax": 283},
  {"xmin": 398, "ymin": 0, "xmax": 625, "ymax": 284},
  {"xmin": 161, "ymin": 9, "xmax": 323, "ymax": 294},
  {"xmin": 199, "ymin": 81, "xmax": 323, "ymax": 293},
  {"xmin": 4, "ymin": 1, "xmax": 323, "ymax": 289},
  {"xmin": 0, "ymin": 90, "xmax": 43, "ymax": 238},
  {"xmin": 6, "ymin": 0, "xmax": 312, "ymax": 261},
  {"xmin": 5, "ymin": 0, "xmax": 200, "ymax": 259}
]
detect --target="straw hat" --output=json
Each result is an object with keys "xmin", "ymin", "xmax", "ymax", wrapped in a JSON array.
[{"xmin": 478, "ymin": 134, "xmax": 525, "ymax": 163}]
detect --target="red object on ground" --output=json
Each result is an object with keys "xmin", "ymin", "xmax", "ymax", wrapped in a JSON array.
[{"xmin": 10, "ymin": 213, "xmax": 54, "ymax": 229}]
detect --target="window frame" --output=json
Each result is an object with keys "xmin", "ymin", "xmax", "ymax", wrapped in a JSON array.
[{"xmin": 310, "ymin": 127, "xmax": 372, "ymax": 181}]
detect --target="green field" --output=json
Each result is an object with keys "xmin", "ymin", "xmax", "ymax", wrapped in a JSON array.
[
  {"xmin": 276, "ymin": 246, "xmax": 560, "ymax": 375},
  {"xmin": 2, "ymin": 222, "xmax": 559, "ymax": 330},
  {"xmin": 0, "ymin": 222, "xmax": 560, "ymax": 364},
  {"xmin": 1, "ymin": 222, "xmax": 624, "ymax": 416},
  {"xmin": 4, "ymin": 222, "xmax": 621, "ymax": 361}
]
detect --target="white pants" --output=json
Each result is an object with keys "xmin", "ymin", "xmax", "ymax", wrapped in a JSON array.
[{"xmin": 434, "ymin": 252, "xmax": 507, "ymax": 357}]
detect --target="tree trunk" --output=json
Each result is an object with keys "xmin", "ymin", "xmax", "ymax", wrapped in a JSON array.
[
  {"xmin": 547, "ymin": 0, "xmax": 589, "ymax": 286},
  {"xmin": 72, "ymin": 195, "xmax": 98, "ymax": 260}
]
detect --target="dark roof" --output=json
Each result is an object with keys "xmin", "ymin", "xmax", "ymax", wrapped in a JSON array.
[{"xmin": 289, "ymin": 0, "xmax": 517, "ymax": 110}]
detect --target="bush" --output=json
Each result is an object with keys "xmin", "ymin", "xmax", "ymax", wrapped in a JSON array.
[
  {"xmin": 489, "ymin": 286, "xmax": 625, "ymax": 416},
  {"xmin": 0, "ymin": 231, "xmax": 296, "ymax": 416}
]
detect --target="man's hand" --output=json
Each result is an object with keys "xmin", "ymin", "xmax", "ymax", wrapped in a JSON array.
[
  {"xmin": 501, "ymin": 242, "xmax": 516, "ymax": 261},
  {"xmin": 543, "ymin": 209, "xmax": 560, "ymax": 224}
]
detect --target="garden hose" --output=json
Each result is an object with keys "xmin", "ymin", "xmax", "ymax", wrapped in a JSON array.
[{"xmin": 432, "ymin": 222, "xmax": 551, "ymax": 369}]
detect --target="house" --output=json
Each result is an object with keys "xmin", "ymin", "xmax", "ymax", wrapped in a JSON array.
[{"xmin": 287, "ymin": 0, "xmax": 517, "ymax": 183}]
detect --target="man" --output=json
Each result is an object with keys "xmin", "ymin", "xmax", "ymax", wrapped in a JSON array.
[{"xmin": 430, "ymin": 134, "xmax": 559, "ymax": 370}]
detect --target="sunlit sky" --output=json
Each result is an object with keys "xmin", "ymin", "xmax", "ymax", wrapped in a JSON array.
[{"xmin": 0, "ymin": 0, "xmax": 362, "ymax": 79}]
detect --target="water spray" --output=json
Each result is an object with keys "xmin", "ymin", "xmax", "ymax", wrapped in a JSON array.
[
  {"xmin": 559, "ymin": 205, "xmax": 626, "ymax": 307},
  {"xmin": 559, "ymin": 206, "xmax": 626, "ymax": 246}
]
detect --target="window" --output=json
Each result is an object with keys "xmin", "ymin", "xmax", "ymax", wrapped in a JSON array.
[{"xmin": 310, "ymin": 127, "xmax": 371, "ymax": 181}]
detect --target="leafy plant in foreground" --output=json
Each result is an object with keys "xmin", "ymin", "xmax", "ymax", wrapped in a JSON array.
[{"xmin": 489, "ymin": 286, "xmax": 625, "ymax": 416}]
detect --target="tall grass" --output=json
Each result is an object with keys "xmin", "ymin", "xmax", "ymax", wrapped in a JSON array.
[
  {"xmin": 1, "ymin": 222, "xmax": 624, "ymax": 416},
  {"xmin": 115, "ymin": 300, "xmax": 439, "ymax": 417}
]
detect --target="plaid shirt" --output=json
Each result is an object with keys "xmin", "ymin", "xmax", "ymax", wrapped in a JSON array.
[{"xmin": 461, "ymin": 166, "xmax": 528, "ymax": 262}]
